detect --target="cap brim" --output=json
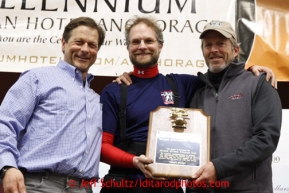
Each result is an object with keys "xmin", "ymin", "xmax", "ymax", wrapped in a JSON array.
[{"xmin": 199, "ymin": 29, "xmax": 233, "ymax": 39}]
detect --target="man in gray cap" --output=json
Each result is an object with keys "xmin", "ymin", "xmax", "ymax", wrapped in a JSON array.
[{"xmin": 187, "ymin": 20, "xmax": 282, "ymax": 192}]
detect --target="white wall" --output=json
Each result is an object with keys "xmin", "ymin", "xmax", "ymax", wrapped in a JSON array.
[{"xmin": 272, "ymin": 109, "xmax": 289, "ymax": 192}]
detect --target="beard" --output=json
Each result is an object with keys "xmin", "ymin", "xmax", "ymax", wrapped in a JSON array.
[
  {"xmin": 208, "ymin": 62, "xmax": 228, "ymax": 73},
  {"xmin": 129, "ymin": 53, "xmax": 159, "ymax": 68},
  {"xmin": 206, "ymin": 52, "xmax": 235, "ymax": 73}
]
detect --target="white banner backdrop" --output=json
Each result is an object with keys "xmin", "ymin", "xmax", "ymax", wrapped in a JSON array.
[{"xmin": 0, "ymin": 0, "xmax": 235, "ymax": 76}]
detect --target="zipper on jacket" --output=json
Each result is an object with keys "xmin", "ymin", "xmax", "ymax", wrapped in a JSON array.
[
  {"xmin": 252, "ymin": 166, "xmax": 257, "ymax": 180},
  {"xmin": 215, "ymin": 92, "xmax": 218, "ymax": 102}
]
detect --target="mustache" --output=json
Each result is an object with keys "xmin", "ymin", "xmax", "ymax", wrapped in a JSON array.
[
  {"xmin": 135, "ymin": 51, "xmax": 152, "ymax": 55},
  {"xmin": 209, "ymin": 54, "xmax": 223, "ymax": 59}
]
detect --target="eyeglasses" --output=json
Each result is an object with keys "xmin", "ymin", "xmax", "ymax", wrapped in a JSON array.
[{"xmin": 129, "ymin": 39, "xmax": 158, "ymax": 47}]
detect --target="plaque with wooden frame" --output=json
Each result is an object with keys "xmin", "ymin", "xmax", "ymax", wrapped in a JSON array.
[{"xmin": 146, "ymin": 106, "xmax": 210, "ymax": 179}]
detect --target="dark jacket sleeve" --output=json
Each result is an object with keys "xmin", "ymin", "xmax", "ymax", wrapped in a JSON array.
[{"xmin": 212, "ymin": 75, "xmax": 282, "ymax": 179}]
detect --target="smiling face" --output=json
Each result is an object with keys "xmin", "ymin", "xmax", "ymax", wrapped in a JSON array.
[
  {"xmin": 62, "ymin": 25, "xmax": 99, "ymax": 80},
  {"xmin": 127, "ymin": 23, "xmax": 163, "ymax": 68},
  {"xmin": 201, "ymin": 30, "xmax": 239, "ymax": 73}
]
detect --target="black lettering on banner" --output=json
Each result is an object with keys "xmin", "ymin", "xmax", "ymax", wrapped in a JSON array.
[
  {"xmin": 0, "ymin": 16, "xmax": 17, "ymax": 29},
  {"xmin": 0, "ymin": 0, "xmax": 197, "ymax": 14},
  {"xmin": 64, "ymin": 0, "xmax": 85, "ymax": 12},
  {"xmin": 0, "ymin": 0, "xmax": 15, "ymax": 9},
  {"xmin": 21, "ymin": 0, "xmax": 35, "ymax": 10}
]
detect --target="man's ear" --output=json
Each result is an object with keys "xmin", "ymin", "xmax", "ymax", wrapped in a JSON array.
[
  {"xmin": 158, "ymin": 42, "xmax": 163, "ymax": 52},
  {"xmin": 233, "ymin": 45, "xmax": 240, "ymax": 58},
  {"xmin": 61, "ymin": 38, "xmax": 66, "ymax": 53}
]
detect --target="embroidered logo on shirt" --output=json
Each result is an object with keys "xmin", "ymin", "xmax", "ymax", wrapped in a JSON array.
[
  {"xmin": 138, "ymin": 70, "xmax": 144, "ymax": 75},
  {"xmin": 229, "ymin": 93, "xmax": 243, "ymax": 100},
  {"xmin": 161, "ymin": 91, "xmax": 174, "ymax": 104}
]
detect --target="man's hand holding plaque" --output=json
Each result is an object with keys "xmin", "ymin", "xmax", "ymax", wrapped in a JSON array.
[{"xmin": 133, "ymin": 155, "xmax": 166, "ymax": 180}]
